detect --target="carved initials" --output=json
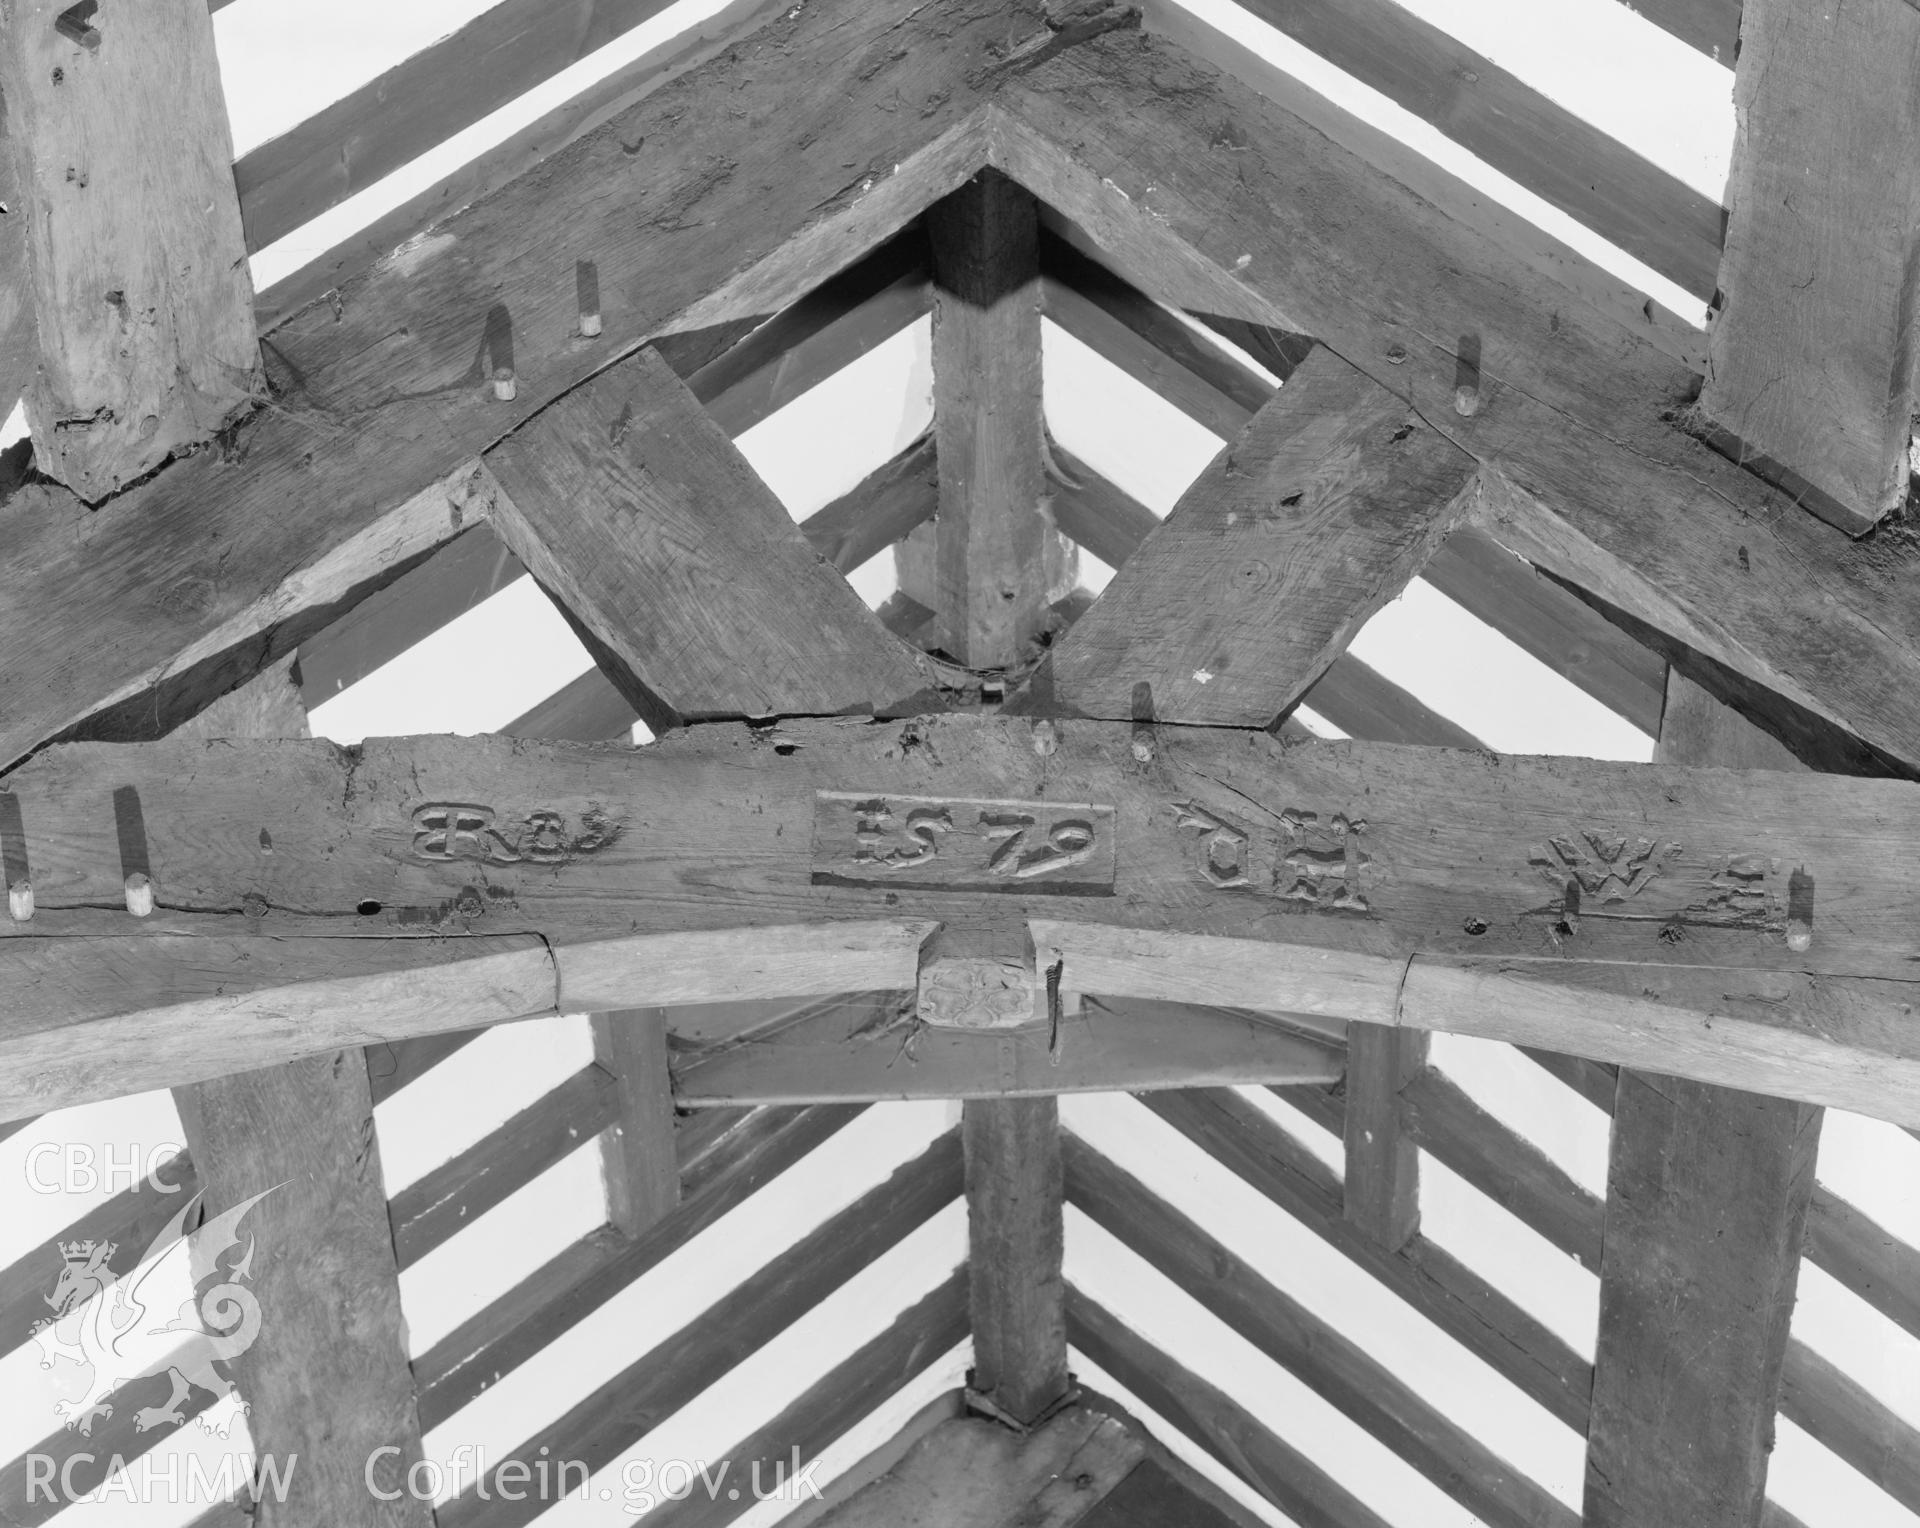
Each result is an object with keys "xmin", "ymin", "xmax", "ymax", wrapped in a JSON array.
[
  {"xmin": 1528, "ymin": 831, "xmax": 1678, "ymax": 902},
  {"xmin": 410, "ymin": 803, "xmax": 616, "ymax": 865},
  {"xmin": 1173, "ymin": 799, "xmax": 1371, "ymax": 913}
]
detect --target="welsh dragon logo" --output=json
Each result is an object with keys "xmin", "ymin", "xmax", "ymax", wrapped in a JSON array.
[{"xmin": 31, "ymin": 1187, "xmax": 277, "ymax": 1438}]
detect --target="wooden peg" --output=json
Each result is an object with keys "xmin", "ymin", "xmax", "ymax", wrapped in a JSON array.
[
  {"xmin": 124, "ymin": 871, "xmax": 153, "ymax": 917},
  {"xmin": 8, "ymin": 880, "xmax": 32, "ymax": 922}
]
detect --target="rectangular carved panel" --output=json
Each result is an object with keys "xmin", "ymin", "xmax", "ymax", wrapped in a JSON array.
[{"xmin": 811, "ymin": 791, "xmax": 1117, "ymax": 895}]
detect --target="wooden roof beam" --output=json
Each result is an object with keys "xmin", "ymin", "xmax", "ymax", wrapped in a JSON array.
[
  {"xmin": 1699, "ymin": 0, "xmax": 1920, "ymax": 534},
  {"xmin": 659, "ymin": 1273, "xmax": 971, "ymax": 1528},
  {"xmin": 1211, "ymin": 0, "xmax": 1722, "ymax": 301},
  {"xmin": 0, "ymin": 0, "xmax": 258, "ymax": 499},
  {"xmin": 1036, "ymin": 252, "xmax": 1666, "ymax": 738},
  {"xmin": 18, "ymin": 718, "xmax": 1920, "ymax": 1119},
  {"xmin": 231, "ymin": 0, "xmax": 782, "ymax": 258},
  {"xmin": 984, "ymin": 25, "xmax": 1920, "ymax": 773},
  {"xmin": 482, "ymin": 345, "xmax": 937, "ymax": 727},
  {"xmin": 415, "ymin": 1105, "xmax": 862, "ymax": 1432},
  {"xmin": 0, "ymin": 0, "xmax": 1049, "ymax": 772},
  {"xmin": 1145, "ymin": 1086, "xmax": 1591, "ymax": 1430},
  {"xmin": 1069, "ymin": 1286, "xmax": 1394, "ymax": 1528},
  {"xmin": 1011, "ymin": 346, "xmax": 1478, "ymax": 726},
  {"xmin": 440, "ymin": 1129, "xmax": 961, "ymax": 1528},
  {"xmin": 1065, "ymin": 1133, "xmax": 1574, "ymax": 1528},
  {"xmin": 1042, "ymin": 441, "xmax": 1485, "ymax": 747}
]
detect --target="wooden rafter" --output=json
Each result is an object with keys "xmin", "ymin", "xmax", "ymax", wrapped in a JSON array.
[
  {"xmin": 1147, "ymin": 1086, "xmax": 1590, "ymax": 1430},
  {"xmin": 0, "ymin": 0, "xmax": 1065, "ymax": 772},
  {"xmin": 415, "ymin": 1105, "xmax": 863, "ymax": 1432},
  {"xmin": 0, "ymin": 0, "xmax": 257, "ymax": 499},
  {"xmin": 1069, "ymin": 1288, "xmax": 1392, "ymax": 1528},
  {"xmin": 986, "ymin": 23, "xmax": 1920, "ymax": 773},
  {"xmin": 484, "ymin": 346, "xmax": 936, "ymax": 726},
  {"xmin": 1014, "ymin": 346, "xmax": 1477, "ymax": 725},
  {"xmin": 441, "ymin": 1130, "xmax": 961, "ymax": 1528},
  {"xmin": 1066, "ymin": 1135, "xmax": 1572, "ymax": 1528},
  {"xmin": 1700, "ymin": 0, "xmax": 1920, "ymax": 533},
  {"xmin": 1212, "ymin": 0, "xmax": 1721, "ymax": 300}
]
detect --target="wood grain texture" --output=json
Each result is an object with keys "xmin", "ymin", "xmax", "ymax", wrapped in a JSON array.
[
  {"xmin": 484, "ymin": 346, "xmax": 936, "ymax": 724},
  {"xmin": 174, "ymin": 1051, "xmax": 431, "ymax": 1528},
  {"xmin": 0, "ymin": 0, "xmax": 1036, "ymax": 771},
  {"xmin": 1225, "ymin": 0, "xmax": 1721, "ymax": 298},
  {"xmin": 592, "ymin": 1009, "xmax": 679, "ymax": 1235},
  {"xmin": 0, "ymin": 103, "xmax": 31, "ymax": 424},
  {"xmin": 964, "ymin": 1095, "xmax": 1067, "ymax": 1422},
  {"xmin": 1065, "ymin": 1135, "xmax": 1574, "ymax": 1528},
  {"xmin": 986, "ymin": 28, "xmax": 1920, "ymax": 773},
  {"xmin": 16, "ymin": 716, "xmax": 1920, "ymax": 1120},
  {"xmin": 1586, "ymin": 1070, "xmax": 1821, "ymax": 1527},
  {"xmin": 441, "ymin": 1131, "xmax": 962, "ymax": 1528},
  {"xmin": 928, "ymin": 171, "xmax": 1063, "ymax": 668},
  {"xmin": 1701, "ymin": 0, "xmax": 1920, "ymax": 533},
  {"xmin": 672, "ymin": 993, "xmax": 1345, "ymax": 1103},
  {"xmin": 1342, "ymin": 1022, "xmax": 1425, "ymax": 1252},
  {"xmin": 1069, "ymin": 1290, "xmax": 1394, "ymax": 1528},
  {"xmin": 1043, "ymin": 441, "xmax": 1486, "ymax": 745},
  {"xmin": 1037, "ymin": 242, "xmax": 1663, "ymax": 738},
  {"xmin": 1143, "ymin": 1087, "xmax": 1591, "ymax": 1430},
  {"xmin": 1585, "ymin": 671, "xmax": 1823, "ymax": 1528},
  {"xmin": 1016, "ymin": 347, "xmax": 1477, "ymax": 725},
  {"xmin": 0, "ymin": 0, "xmax": 257, "ymax": 499}
]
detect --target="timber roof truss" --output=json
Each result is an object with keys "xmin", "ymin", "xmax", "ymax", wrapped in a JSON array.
[{"xmin": 4, "ymin": 0, "xmax": 1920, "ymax": 1523}]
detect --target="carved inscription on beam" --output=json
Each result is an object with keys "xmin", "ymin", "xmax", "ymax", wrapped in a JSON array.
[{"xmin": 812, "ymin": 791, "xmax": 1118, "ymax": 896}]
